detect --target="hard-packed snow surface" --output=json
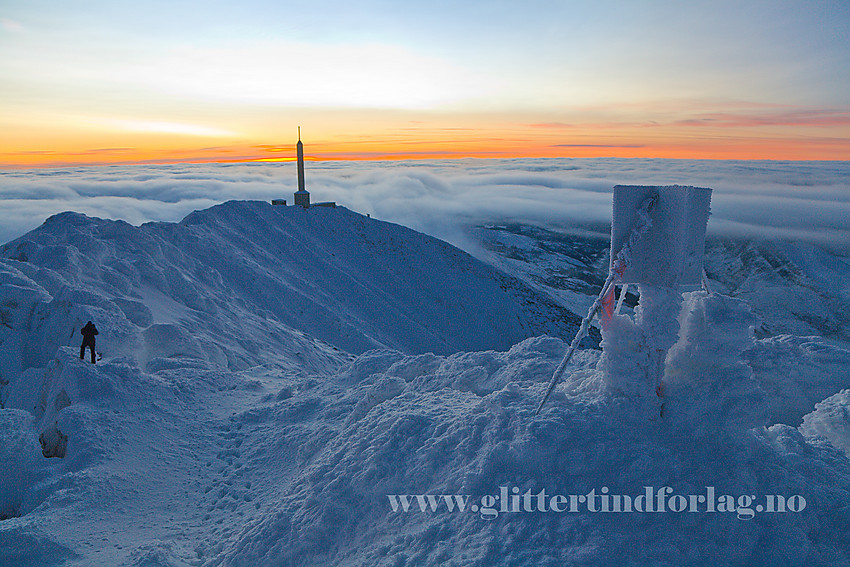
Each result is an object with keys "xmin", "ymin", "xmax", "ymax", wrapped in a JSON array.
[{"xmin": 1, "ymin": 200, "xmax": 849, "ymax": 566}]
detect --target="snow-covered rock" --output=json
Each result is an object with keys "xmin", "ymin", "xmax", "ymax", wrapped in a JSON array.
[{"xmin": 800, "ymin": 389, "xmax": 850, "ymax": 458}]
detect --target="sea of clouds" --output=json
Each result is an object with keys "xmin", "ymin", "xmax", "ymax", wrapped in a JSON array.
[{"xmin": 1, "ymin": 158, "xmax": 848, "ymax": 252}]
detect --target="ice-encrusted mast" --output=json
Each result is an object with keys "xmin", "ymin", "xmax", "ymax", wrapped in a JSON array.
[
  {"xmin": 294, "ymin": 127, "xmax": 310, "ymax": 208},
  {"xmin": 537, "ymin": 185, "xmax": 712, "ymax": 415}
]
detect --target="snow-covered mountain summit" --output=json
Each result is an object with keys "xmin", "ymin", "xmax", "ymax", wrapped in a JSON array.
[{"xmin": 0, "ymin": 200, "xmax": 584, "ymax": 378}]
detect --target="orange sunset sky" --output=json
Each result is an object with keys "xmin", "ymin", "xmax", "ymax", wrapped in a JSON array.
[{"xmin": 2, "ymin": 0, "xmax": 849, "ymax": 168}]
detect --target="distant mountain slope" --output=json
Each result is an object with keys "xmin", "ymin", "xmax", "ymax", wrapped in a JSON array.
[
  {"xmin": 475, "ymin": 223, "xmax": 850, "ymax": 347},
  {"xmin": 0, "ymin": 201, "xmax": 583, "ymax": 376}
]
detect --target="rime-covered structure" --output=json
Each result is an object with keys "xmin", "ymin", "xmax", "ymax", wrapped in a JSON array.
[
  {"xmin": 537, "ymin": 185, "xmax": 713, "ymax": 415},
  {"xmin": 610, "ymin": 185, "xmax": 712, "ymax": 287},
  {"xmin": 599, "ymin": 185, "xmax": 713, "ymax": 410}
]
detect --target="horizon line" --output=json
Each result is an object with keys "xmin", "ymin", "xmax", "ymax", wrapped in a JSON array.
[{"xmin": 3, "ymin": 152, "xmax": 850, "ymax": 171}]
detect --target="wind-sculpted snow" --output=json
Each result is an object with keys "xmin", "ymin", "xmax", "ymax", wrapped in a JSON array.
[
  {"xmin": 216, "ymin": 294, "xmax": 850, "ymax": 566},
  {"xmin": 1, "ymin": 199, "xmax": 850, "ymax": 566},
  {"xmin": 0, "ymin": 200, "xmax": 583, "ymax": 387},
  {"xmin": 747, "ymin": 336, "xmax": 850, "ymax": 426}
]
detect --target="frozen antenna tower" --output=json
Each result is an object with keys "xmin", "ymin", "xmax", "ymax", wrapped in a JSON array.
[
  {"xmin": 294, "ymin": 127, "xmax": 310, "ymax": 208},
  {"xmin": 536, "ymin": 185, "xmax": 712, "ymax": 415}
]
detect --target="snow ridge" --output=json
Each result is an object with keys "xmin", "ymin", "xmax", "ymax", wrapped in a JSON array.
[{"xmin": 0, "ymin": 200, "xmax": 584, "ymax": 384}]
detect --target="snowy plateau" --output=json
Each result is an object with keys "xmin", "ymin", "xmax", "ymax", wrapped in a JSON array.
[{"xmin": 1, "ymin": 195, "xmax": 850, "ymax": 566}]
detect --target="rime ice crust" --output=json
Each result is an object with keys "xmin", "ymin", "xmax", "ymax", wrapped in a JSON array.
[
  {"xmin": 664, "ymin": 291, "xmax": 769, "ymax": 430},
  {"xmin": 593, "ymin": 288, "xmax": 768, "ymax": 429},
  {"xmin": 611, "ymin": 185, "xmax": 712, "ymax": 287},
  {"xmin": 595, "ymin": 285, "xmax": 682, "ymax": 410}
]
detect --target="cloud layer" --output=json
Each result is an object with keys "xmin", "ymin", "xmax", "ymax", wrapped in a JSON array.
[{"xmin": 1, "ymin": 158, "xmax": 848, "ymax": 253}]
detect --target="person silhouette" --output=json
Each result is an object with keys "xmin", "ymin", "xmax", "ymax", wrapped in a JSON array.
[{"xmin": 80, "ymin": 321, "xmax": 98, "ymax": 364}]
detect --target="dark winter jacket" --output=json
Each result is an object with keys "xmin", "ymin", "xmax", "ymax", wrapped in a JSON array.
[{"xmin": 81, "ymin": 322, "xmax": 98, "ymax": 344}]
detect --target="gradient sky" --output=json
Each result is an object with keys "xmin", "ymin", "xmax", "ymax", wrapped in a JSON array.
[{"xmin": 2, "ymin": 0, "xmax": 849, "ymax": 167}]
